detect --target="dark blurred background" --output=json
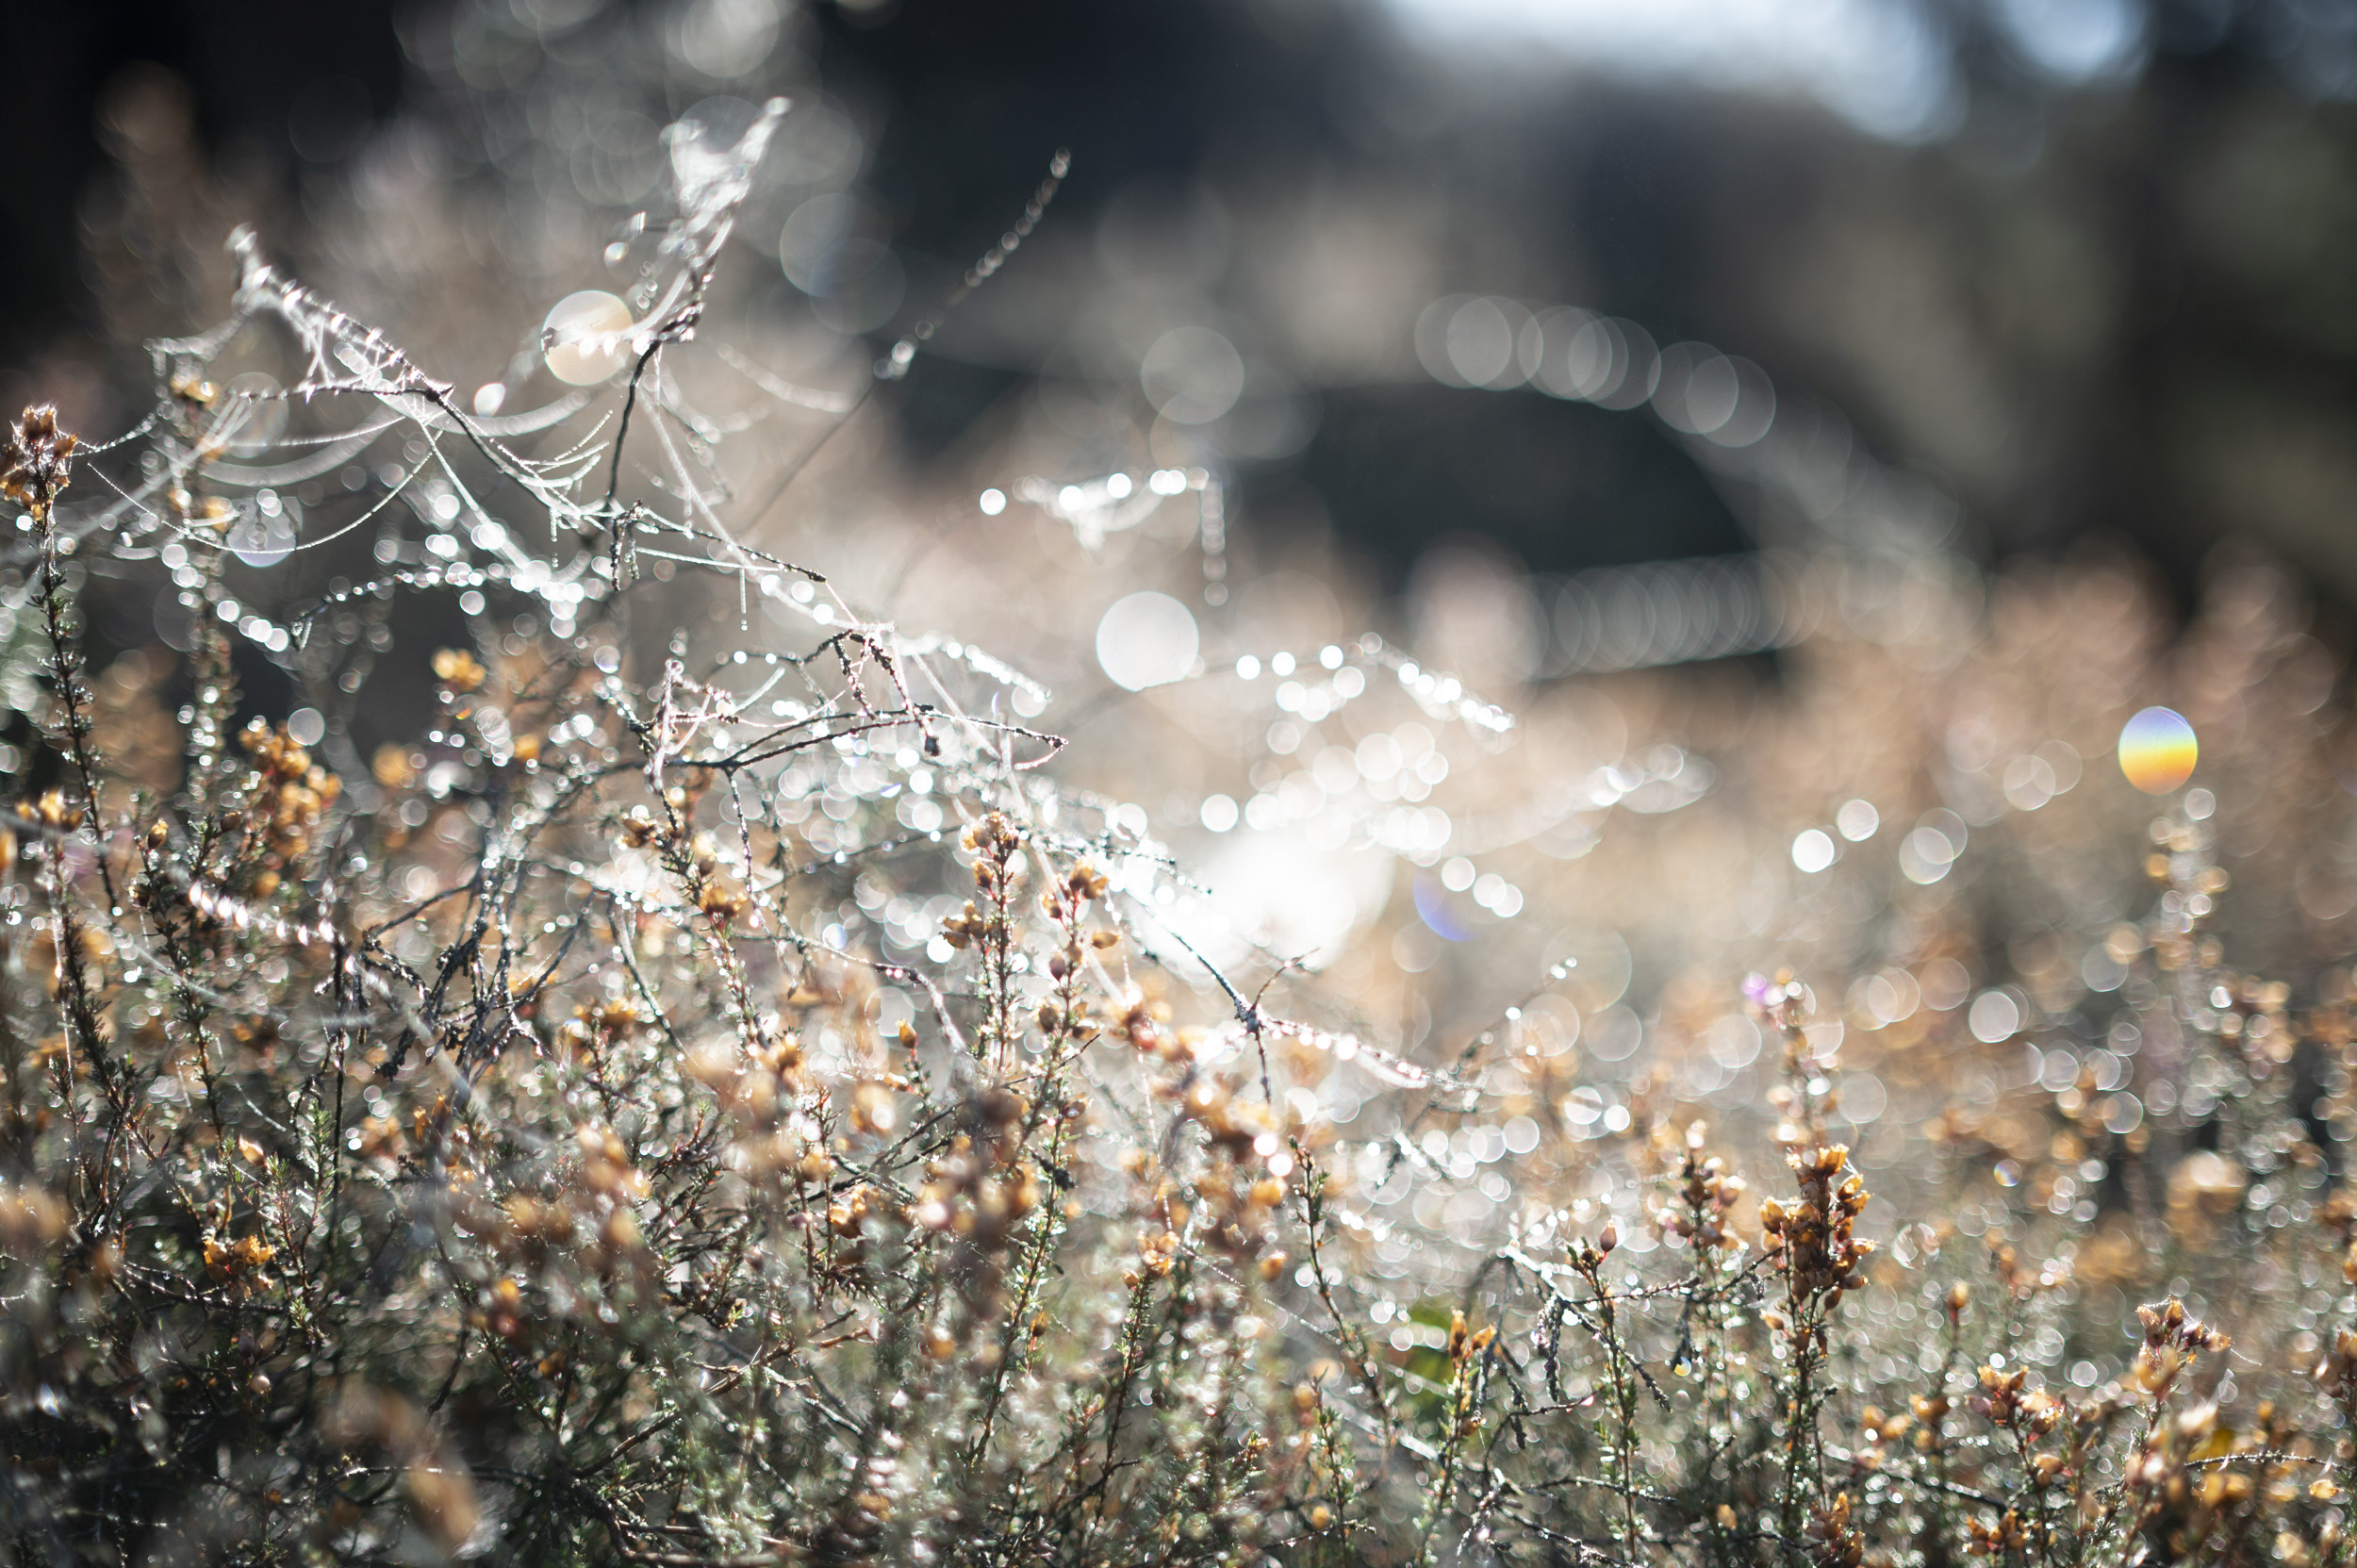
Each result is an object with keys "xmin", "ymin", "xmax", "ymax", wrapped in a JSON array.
[{"xmin": 10, "ymin": 0, "xmax": 2357, "ymax": 608}]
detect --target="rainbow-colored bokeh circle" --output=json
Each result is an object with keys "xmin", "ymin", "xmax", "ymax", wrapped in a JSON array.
[{"xmin": 2118, "ymin": 706, "xmax": 2198, "ymax": 795}]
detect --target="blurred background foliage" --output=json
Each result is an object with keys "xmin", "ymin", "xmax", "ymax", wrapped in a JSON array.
[{"xmin": 8, "ymin": 0, "xmax": 2357, "ymax": 605}]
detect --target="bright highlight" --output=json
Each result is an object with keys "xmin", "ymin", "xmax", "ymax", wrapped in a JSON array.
[
  {"xmin": 542, "ymin": 290, "xmax": 635, "ymax": 386},
  {"xmin": 2118, "ymin": 706, "xmax": 2197, "ymax": 794}
]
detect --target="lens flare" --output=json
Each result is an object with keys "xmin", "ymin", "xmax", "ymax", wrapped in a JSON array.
[{"xmin": 2118, "ymin": 706, "xmax": 2197, "ymax": 794}]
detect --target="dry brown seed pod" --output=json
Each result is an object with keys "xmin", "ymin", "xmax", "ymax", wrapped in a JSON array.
[{"xmin": 0, "ymin": 405, "xmax": 76, "ymax": 520}]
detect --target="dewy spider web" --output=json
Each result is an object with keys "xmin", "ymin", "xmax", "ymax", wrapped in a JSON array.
[
  {"xmin": 61, "ymin": 84, "xmax": 1546, "ymax": 1147},
  {"xmin": 79, "ymin": 89, "xmax": 1534, "ymax": 1015}
]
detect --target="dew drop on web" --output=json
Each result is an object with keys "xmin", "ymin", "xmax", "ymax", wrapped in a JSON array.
[{"xmin": 541, "ymin": 290, "xmax": 635, "ymax": 386}]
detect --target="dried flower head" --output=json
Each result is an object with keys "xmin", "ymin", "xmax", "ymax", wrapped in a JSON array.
[{"xmin": 0, "ymin": 405, "xmax": 75, "ymax": 520}]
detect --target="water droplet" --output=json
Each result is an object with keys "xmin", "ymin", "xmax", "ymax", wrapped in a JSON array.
[{"xmin": 542, "ymin": 290, "xmax": 635, "ymax": 386}]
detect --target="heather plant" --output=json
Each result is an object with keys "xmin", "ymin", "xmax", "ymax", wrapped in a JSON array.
[{"xmin": 11, "ymin": 22, "xmax": 2357, "ymax": 1568}]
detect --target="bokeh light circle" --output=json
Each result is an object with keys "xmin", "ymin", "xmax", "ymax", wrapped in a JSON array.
[
  {"xmin": 2118, "ymin": 705, "xmax": 2197, "ymax": 794},
  {"xmin": 226, "ymin": 491, "xmax": 298, "ymax": 568},
  {"xmin": 542, "ymin": 290, "xmax": 635, "ymax": 386},
  {"xmin": 1141, "ymin": 327, "xmax": 1244, "ymax": 424},
  {"xmin": 1096, "ymin": 591, "xmax": 1200, "ymax": 690}
]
